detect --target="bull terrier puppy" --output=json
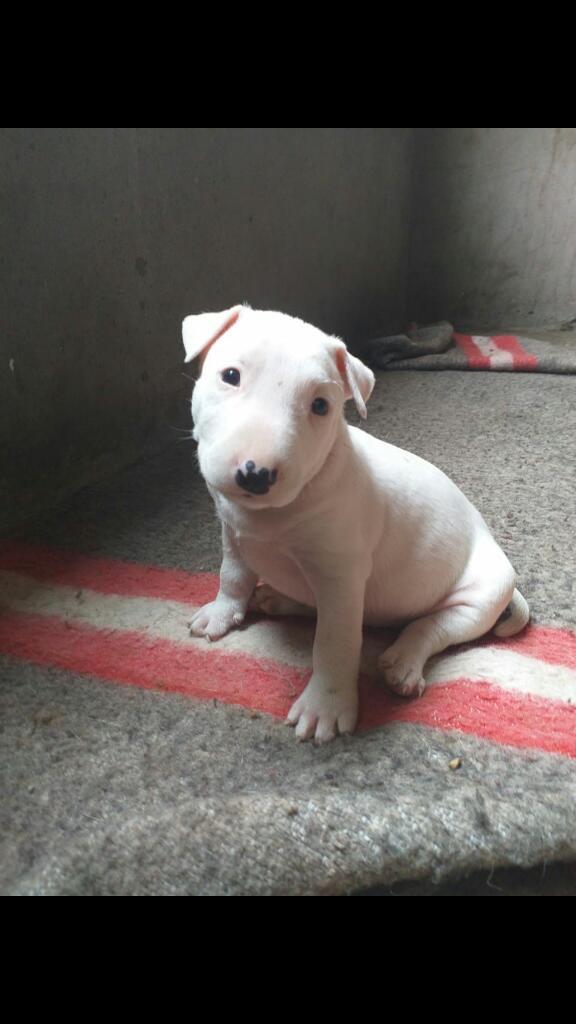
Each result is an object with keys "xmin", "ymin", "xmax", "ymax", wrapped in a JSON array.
[{"xmin": 184, "ymin": 305, "xmax": 529, "ymax": 743}]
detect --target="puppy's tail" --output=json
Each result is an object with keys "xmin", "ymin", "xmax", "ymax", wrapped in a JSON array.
[{"xmin": 493, "ymin": 588, "xmax": 530, "ymax": 637}]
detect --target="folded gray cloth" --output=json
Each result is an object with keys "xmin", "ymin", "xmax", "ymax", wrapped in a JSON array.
[
  {"xmin": 360, "ymin": 321, "xmax": 454, "ymax": 366},
  {"xmin": 363, "ymin": 322, "xmax": 576, "ymax": 374}
]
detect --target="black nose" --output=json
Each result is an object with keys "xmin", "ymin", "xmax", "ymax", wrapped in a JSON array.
[{"xmin": 236, "ymin": 462, "xmax": 278, "ymax": 495}]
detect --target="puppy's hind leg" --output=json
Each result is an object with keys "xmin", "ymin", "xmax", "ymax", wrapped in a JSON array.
[
  {"xmin": 249, "ymin": 583, "xmax": 316, "ymax": 618},
  {"xmin": 379, "ymin": 568, "xmax": 520, "ymax": 697}
]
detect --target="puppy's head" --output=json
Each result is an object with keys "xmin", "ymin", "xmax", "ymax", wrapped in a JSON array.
[{"xmin": 182, "ymin": 305, "xmax": 374, "ymax": 510}]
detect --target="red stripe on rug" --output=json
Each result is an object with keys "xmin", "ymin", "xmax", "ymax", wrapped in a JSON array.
[
  {"xmin": 452, "ymin": 333, "xmax": 491, "ymax": 368},
  {"xmin": 2, "ymin": 611, "xmax": 576, "ymax": 757},
  {"xmin": 0, "ymin": 540, "xmax": 218, "ymax": 606},
  {"xmin": 451, "ymin": 622, "xmax": 576, "ymax": 670},
  {"xmin": 2, "ymin": 541, "xmax": 576, "ymax": 670},
  {"xmin": 491, "ymin": 335, "xmax": 539, "ymax": 370},
  {"xmin": 0, "ymin": 610, "xmax": 306, "ymax": 715},
  {"xmin": 359, "ymin": 676, "xmax": 576, "ymax": 758}
]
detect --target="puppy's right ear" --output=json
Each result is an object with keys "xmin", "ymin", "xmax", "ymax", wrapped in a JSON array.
[{"xmin": 182, "ymin": 304, "xmax": 246, "ymax": 365}]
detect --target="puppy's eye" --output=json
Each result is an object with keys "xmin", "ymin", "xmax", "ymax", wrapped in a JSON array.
[
  {"xmin": 311, "ymin": 397, "xmax": 329, "ymax": 416},
  {"xmin": 221, "ymin": 367, "xmax": 241, "ymax": 386}
]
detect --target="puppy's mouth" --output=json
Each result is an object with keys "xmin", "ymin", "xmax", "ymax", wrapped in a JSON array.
[
  {"xmin": 235, "ymin": 488, "xmax": 281, "ymax": 508},
  {"xmin": 227, "ymin": 478, "xmax": 298, "ymax": 510},
  {"xmin": 209, "ymin": 481, "xmax": 280, "ymax": 506}
]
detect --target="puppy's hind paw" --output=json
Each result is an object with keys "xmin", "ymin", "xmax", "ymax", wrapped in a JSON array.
[
  {"xmin": 249, "ymin": 584, "xmax": 314, "ymax": 618},
  {"xmin": 378, "ymin": 648, "xmax": 426, "ymax": 698}
]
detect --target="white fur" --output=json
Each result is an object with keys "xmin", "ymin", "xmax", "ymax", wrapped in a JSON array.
[{"xmin": 184, "ymin": 306, "xmax": 529, "ymax": 743}]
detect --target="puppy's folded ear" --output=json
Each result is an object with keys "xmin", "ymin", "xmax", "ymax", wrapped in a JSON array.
[
  {"xmin": 182, "ymin": 304, "xmax": 247, "ymax": 365},
  {"xmin": 333, "ymin": 340, "xmax": 375, "ymax": 419}
]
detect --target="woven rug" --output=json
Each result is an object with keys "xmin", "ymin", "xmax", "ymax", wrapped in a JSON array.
[{"xmin": 1, "ymin": 369, "xmax": 575, "ymax": 895}]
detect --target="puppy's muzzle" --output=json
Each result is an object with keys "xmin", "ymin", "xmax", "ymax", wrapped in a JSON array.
[{"xmin": 235, "ymin": 461, "xmax": 279, "ymax": 495}]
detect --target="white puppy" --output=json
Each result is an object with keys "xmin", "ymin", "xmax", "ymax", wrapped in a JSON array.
[{"xmin": 184, "ymin": 305, "xmax": 529, "ymax": 743}]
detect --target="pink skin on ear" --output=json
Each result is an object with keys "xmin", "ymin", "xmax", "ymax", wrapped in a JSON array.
[
  {"xmin": 335, "ymin": 345, "xmax": 375, "ymax": 420},
  {"xmin": 182, "ymin": 306, "xmax": 244, "ymax": 367}
]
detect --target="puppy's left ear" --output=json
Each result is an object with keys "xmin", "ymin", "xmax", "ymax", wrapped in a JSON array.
[
  {"xmin": 182, "ymin": 304, "xmax": 246, "ymax": 365},
  {"xmin": 333, "ymin": 340, "xmax": 375, "ymax": 420}
]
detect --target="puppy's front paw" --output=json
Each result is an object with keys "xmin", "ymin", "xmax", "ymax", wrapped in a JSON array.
[
  {"xmin": 378, "ymin": 647, "xmax": 426, "ymax": 697},
  {"xmin": 286, "ymin": 676, "xmax": 358, "ymax": 744},
  {"xmin": 188, "ymin": 599, "xmax": 246, "ymax": 642}
]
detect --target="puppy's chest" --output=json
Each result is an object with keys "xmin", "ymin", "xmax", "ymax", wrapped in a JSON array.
[
  {"xmin": 222, "ymin": 510, "xmax": 316, "ymax": 603},
  {"xmin": 239, "ymin": 533, "xmax": 315, "ymax": 603}
]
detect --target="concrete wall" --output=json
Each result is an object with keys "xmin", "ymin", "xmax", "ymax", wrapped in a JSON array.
[
  {"xmin": 410, "ymin": 128, "xmax": 576, "ymax": 328},
  {"xmin": 3, "ymin": 127, "xmax": 576, "ymax": 533},
  {"xmin": 1, "ymin": 128, "xmax": 413, "ymax": 531}
]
